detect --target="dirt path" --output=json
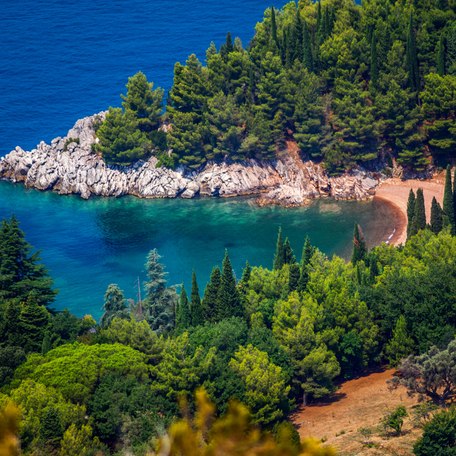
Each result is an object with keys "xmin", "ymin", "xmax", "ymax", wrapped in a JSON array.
[
  {"xmin": 292, "ymin": 369, "xmax": 420, "ymax": 455},
  {"xmin": 375, "ymin": 175, "xmax": 445, "ymax": 246}
]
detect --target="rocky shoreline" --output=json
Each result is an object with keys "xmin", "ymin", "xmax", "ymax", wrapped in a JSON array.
[{"xmin": 0, "ymin": 113, "xmax": 382, "ymax": 206}]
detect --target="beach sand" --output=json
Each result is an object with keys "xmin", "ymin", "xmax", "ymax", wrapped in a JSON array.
[{"xmin": 374, "ymin": 175, "xmax": 445, "ymax": 246}]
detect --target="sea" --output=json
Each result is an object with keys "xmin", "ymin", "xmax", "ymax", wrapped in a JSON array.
[{"xmin": 0, "ymin": 0, "xmax": 387, "ymax": 319}]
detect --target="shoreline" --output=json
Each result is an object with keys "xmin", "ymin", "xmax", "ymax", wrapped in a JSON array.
[{"xmin": 374, "ymin": 176, "xmax": 445, "ymax": 246}]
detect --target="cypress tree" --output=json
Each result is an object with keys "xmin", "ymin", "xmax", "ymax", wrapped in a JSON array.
[
  {"xmin": 298, "ymin": 237, "xmax": 314, "ymax": 292},
  {"xmin": 202, "ymin": 266, "xmax": 221, "ymax": 322},
  {"xmin": 283, "ymin": 237, "xmax": 296, "ymax": 265},
  {"xmin": 323, "ymin": 7, "xmax": 330, "ymax": 39},
  {"xmin": 453, "ymin": 167, "xmax": 456, "ymax": 231},
  {"xmin": 216, "ymin": 250, "xmax": 242, "ymax": 320},
  {"xmin": 239, "ymin": 261, "xmax": 251, "ymax": 288},
  {"xmin": 273, "ymin": 227, "xmax": 285, "ymax": 270},
  {"xmin": 406, "ymin": 12, "xmax": 420, "ymax": 92},
  {"xmin": 19, "ymin": 293, "xmax": 50, "ymax": 353},
  {"xmin": 407, "ymin": 189, "xmax": 416, "ymax": 239},
  {"xmin": 316, "ymin": 0, "xmax": 322, "ymax": 41},
  {"xmin": 293, "ymin": 6, "xmax": 303, "ymax": 62},
  {"xmin": 430, "ymin": 197, "xmax": 443, "ymax": 234},
  {"xmin": 351, "ymin": 224, "xmax": 367, "ymax": 264},
  {"xmin": 270, "ymin": 6, "xmax": 279, "ymax": 49},
  {"xmin": 414, "ymin": 188, "xmax": 426, "ymax": 232},
  {"xmin": 190, "ymin": 271, "xmax": 203, "ymax": 327},
  {"xmin": 370, "ymin": 30, "xmax": 378, "ymax": 90},
  {"xmin": 288, "ymin": 263, "xmax": 301, "ymax": 293},
  {"xmin": 302, "ymin": 21, "xmax": 313, "ymax": 72},
  {"xmin": 443, "ymin": 165, "xmax": 455, "ymax": 233},
  {"xmin": 176, "ymin": 286, "xmax": 190, "ymax": 330},
  {"xmin": 437, "ymin": 34, "xmax": 446, "ymax": 76}
]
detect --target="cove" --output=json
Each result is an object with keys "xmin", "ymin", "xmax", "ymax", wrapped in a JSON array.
[{"xmin": 0, "ymin": 181, "xmax": 396, "ymax": 319}]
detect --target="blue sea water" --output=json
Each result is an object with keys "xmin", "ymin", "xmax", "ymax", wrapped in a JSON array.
[{"xmin": 0, "ymin": 0, "xmax": 384, "ymax": 319}]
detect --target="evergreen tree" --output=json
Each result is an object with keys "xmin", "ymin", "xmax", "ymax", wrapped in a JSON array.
[
  {"xmin": 407, "ymin": 189, "xmax": 416, "ymax": 239},
  {"xmin": 292, "ymin": 6, "xmax": 303, "ymax": 63},
  {"xmin": 430, "ymin": 197, "xmax": 443, "ymax": 234},
  {"xmin": 282, "ymin": 237, "xmax": 296, "ymax": 265},
  {"xmin": 351, "ymin": 224, "xmax": 367, "ymax": 264},
  {"xmin": 298, "ymin": 237, "xmax": 314, "ymax": 292},
  {"xmin": 443, "ymin": 165, "xmax": 455, "ymax": 234},
  {"xmin": 0, "ymin": 216, "xmax": 56, "ymax": 307},
  {"xmin": 176, "ymin": 286, "xmax": 190, "ymax": 330},
  {"xmin": 202, "ymin": 266, "xmax": 221, "ymax": 322},
  {"xmin": 384, "ymin": 315, "xmax": 415, "ymax": 366},
  {"xmin": 216, "ymin": 250, "xmax": 242, "ymax": 320},
  {"xmin": 100, "ymin": 284, "xmax": 128, "ymax": 329},
  {"xmin": 270, "ymin": 6, "xmax": 279, "ymax": 50},
  {"xmin": 413, "ymin": 188, "xmax": 427, "ymax": 232},
  {"xmin": 144, "ymin": 249, "xmax": 177, "ymax": 333},
  {"xmin": 370, "ymin": 30, "xmax": 378, "ymax": 90},
  {"xmin": 453, "ymin": 168, "xmax": 456, "ymax": 228},
  {"xmin": 220, "ymin": 32, "xmax": 234, "ymax": 60},
  {"xmin": 190, "ymin": 271, "xmax": 203, "ymax": 327},
  {"xmin": 19, "ymin": 293, "xmax": 50, "ymax": 352},
  {"xmin": 302, "ymin": 21, "xmax": 314, "ymax": 72},
  {"xmin": 40, "ymin": 407, "xmax": 63, "ymax": 446},
  {"xmin": 406, "ymin": 13, "xmax": 420, "ymax": 92},
  {"xmin": 437, "ymin": 34, "xmax": 446, "ymax": 76},
  {"xmin": 1, "ymin": 299, "xmax": 21, "ymax": 346},
  {"xmin": 273, "ymin": 227, "xmax": 285, "ymax": 270},
  {"xmin": 288, "ymin": 263, "xmax": 301, "ymax": 294}
]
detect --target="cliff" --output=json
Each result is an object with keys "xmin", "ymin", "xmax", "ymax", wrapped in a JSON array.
[{"xmin": 0, "ymin": 114, "xmax": 381, "ymax": 205}]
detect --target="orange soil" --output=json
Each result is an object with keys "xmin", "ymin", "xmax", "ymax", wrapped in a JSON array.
[{"xmin": 292, "ymin": 369, "xmax": 419, "ymax": 455}]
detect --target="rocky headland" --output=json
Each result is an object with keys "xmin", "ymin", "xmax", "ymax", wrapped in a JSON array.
[{"xmin": 0, "ymin": 113, "xmax": 382, "ymax": 206}]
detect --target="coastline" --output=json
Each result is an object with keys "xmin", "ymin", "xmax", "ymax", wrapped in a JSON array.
[{"xmin": 374, "ymin": 176, "xmax": 445, "ymax": 246}]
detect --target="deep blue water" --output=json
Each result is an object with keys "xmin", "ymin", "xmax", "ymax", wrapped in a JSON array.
[
  {"xmin": 1, "ymin": 0, "xmax": 286, "ymax": 154},
  {"xmin": 0, "ymin": 0, "xmax": 380, "ymax": 320}
]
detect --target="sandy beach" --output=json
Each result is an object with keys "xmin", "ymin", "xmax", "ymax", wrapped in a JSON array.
[{"xmin": 374, "ymin": 174, "xmax": 445, "ymax": 246}]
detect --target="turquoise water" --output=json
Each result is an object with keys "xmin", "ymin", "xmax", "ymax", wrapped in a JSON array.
[{"xmin": 0, "ymin": 181, "xmax": 395, "ymax": 319}]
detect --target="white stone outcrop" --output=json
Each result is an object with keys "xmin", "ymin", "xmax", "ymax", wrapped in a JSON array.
[{"xmin": 0, "ymin": 113, "xmax": 382, "ymax": 205}]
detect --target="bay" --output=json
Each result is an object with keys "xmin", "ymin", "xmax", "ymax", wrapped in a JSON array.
[{"xmin": 0, "ymin": 181, "xmax": 395, "ymax": 319}]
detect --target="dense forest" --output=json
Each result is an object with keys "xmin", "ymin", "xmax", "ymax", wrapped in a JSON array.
[
  {"xmin": 94, "ymin": 0, "xmax": 455, "ymax": 174},
  {"xmin": 0, "ymin": 169, "xmax": 456, "ymax": 455}
]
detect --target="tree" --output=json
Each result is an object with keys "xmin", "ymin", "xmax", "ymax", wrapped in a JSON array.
[
  {"xmin": 298, "ymin": 237, "xmax": 314, "ymax": 292},
  {"xmin": 18, "ymin": 293, "xmax": 50, "ymax": 352},
  {"xmin": 0, "ymin": 216, "xmax": 56, "ymax": 306},
  {"xmin": 437, "ymin": 34, "xmax": 446, "ymax": 76},
  {"xmin": 176, "ymin": 286, "xmax": 191, "ymax": 331},
  {"xmin": 382, "ymin": 406, "xmax": 407, "ymax": 436},
  {"xmin": 59, "ymin": 424, "xmax": 104, "ymax": 456},
  {"xmin": 351, "ymin": 224, "xmax": 367, "ymax": 264},
  {"xmin": 407, "ymin": 189, "xmax": 416, "ymax": 239},
  {"xmin": 190, "ymin": 271, "xmax": 203, "ymax": 326},
  {"xmin": 414, "ymin": 407, "xmax": 456, "ymax": 456},
  {"xmin": 389, "ymin": 338, "xmax": 456, "ymax": 405},
  {"xmin": 144, "ymin": 249, "xmax": 178, "ymax": 333},
  {"xmin": 406, "ymin": 13, "xmax": 420, "ymax": 92},
  {"xmin": 302, "ymin": 21, "xmax": 313, "ymax": 72},
  {"xmin": 443, "ymin": 165, "xmax": 455, "ymax": 234},
  {"xmin": 288, "ymin": 263, "xmax": 300, "ymax": 294},
  {"xmin": 370, "ymin": 30, "xmax": 378, "ymax": 90},
  {"xmin": 384, "ymin": 315, "xmax": 415, "ymax": 366},
  {"xmin": 273, "ymin": 227, "xmax": 285, "ymax": 270},
  {"xmin": 229, "ymin": 345, "xmax": 290, "ymax": 426},
  {"xmin": 100, "ymin": 284, "xmax": 128, "ymax": 328},
  {"xmin": 216, "ymin": 250, "xmax": 242, "ymax": 320},
  {"xmin": 430, "ymin": 197, "xmax": 444, "ymax": 234},
  {"xmin": 413, "ymin": 188, "xmax": 426, "ymax": 233},
  {"xmin": 202, "ymin": 266, "xmax": 221, "ymax": 323}
]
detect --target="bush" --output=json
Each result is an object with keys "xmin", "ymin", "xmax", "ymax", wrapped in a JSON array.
[{"xmin": 382, "ymin": 406, "xmax": 408, "ymax": 436}]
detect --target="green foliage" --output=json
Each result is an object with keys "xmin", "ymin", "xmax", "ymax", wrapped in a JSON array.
[
  {"xmin": 100, "ymin": 283, "xmax": 128, "ymax": 328},
  {"xmin": 443, "ymin": 165, "xmax": 455, "ymax": 233},
  {"xmin": 391, "ymin": 338, "xmax": 456, "ymax": 405},
  {"xmin": 352, "ymin": 224, "xmax": 367, "ymax": 264},
  {"xmin": 190, "ymin": 271, "xmax": 203, "ymax": 326},
  {"xmin": 407, "ymin": 189, "xmax": 416, "ymax": 239},
  {"xmin": 176, "ymin": 286, "xmax": 191, "ymax": 331},
  {"xmin": 430, "ymin": 196, "xmax": 444, "ymax": 234},
  {"xmin": 202, "ymin": 266, "xmax": 221, "ymax": 323},
  {"xmin": 59, "ymin": 423, "xmax": 104, "ymax": 456},
  {"xmin": 414, "ymin": 407, "xmax": 456, "ymax": 455},
  {"xmin": 216, "ymin": 250, "xmax": 242, "ymax": 321},
  {"xmin": 384, "ymin": 315, "xmax": 415, "ymax": 366},
  {"xmin": 229, "ymin": 344, "xmax": 290, "ymax": 426},
  {"xmin": 382, "ymin": 405, "xmax": 407, "ymax": 436}
]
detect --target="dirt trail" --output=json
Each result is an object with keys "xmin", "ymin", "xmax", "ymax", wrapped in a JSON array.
[{"xmin": 292, "ymin": 369, "xmax": 420, "ymax": 455}]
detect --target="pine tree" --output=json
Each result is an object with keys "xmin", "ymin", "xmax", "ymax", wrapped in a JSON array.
[
  {"xmin": 407, "ymin": 189, "xmax": 416, "ymax": 239},
  {"xmin": 202, "ymin": 266, "xmax": 221, "ymax": 322},
  {"xmin": 443, "ymin": 165, "xmax": 455, "ymax": 234},
  {"xmin": 216, "ymin": 250, "xmax": 242, "ymax": 321},
  {"xmin": 437, "ymin": 34, "xmax": 446, "ymax": 76},
  {"xmin": 220, "ymin": 32, "xmax": 234, "ymax": 60},
  {"xmin": 370, "ymin": 30, "xmax": 378, "ymax": 90},
  {"xmin": 0, "ymin": 216, "xmax": 56, "ymax": 307},
  {"xmin": 414, "ymin": 188, "xmax": 427, "ymax": 232},
  {"xmin": 176, "ymin": 286, "xmax": 190, "ymax": 330},
  {"xmin": 406, "ymin": 13, "xmax": 420, "ymax": 92},
  {"xmin": 19, "ymin": 293, "xmax": 50, "ymax": 352},
  {"xmin": 384, "ymin": 315, "xmax": 415, "ymax": 366},
  {"xmin": 1, "ymin": 300, "xmax": 21, "ymax": 346},
  {"xmin": 273, "ymin": 227, "xmax": 285, "ymax": 270},
  {"xmin": 430, "ymin": 197, "xmax": 443, "ymax": 234},
  {"xmin": 351, "ymin": 224, "xmax": 367, "ymax": 264},
  {"xmin": 190, "ymin": 271, "xmax": 203, "ymax": 327},
  {"xmin": 298, "ymin": 237, "xmax": 314, "ymax": 292}
]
